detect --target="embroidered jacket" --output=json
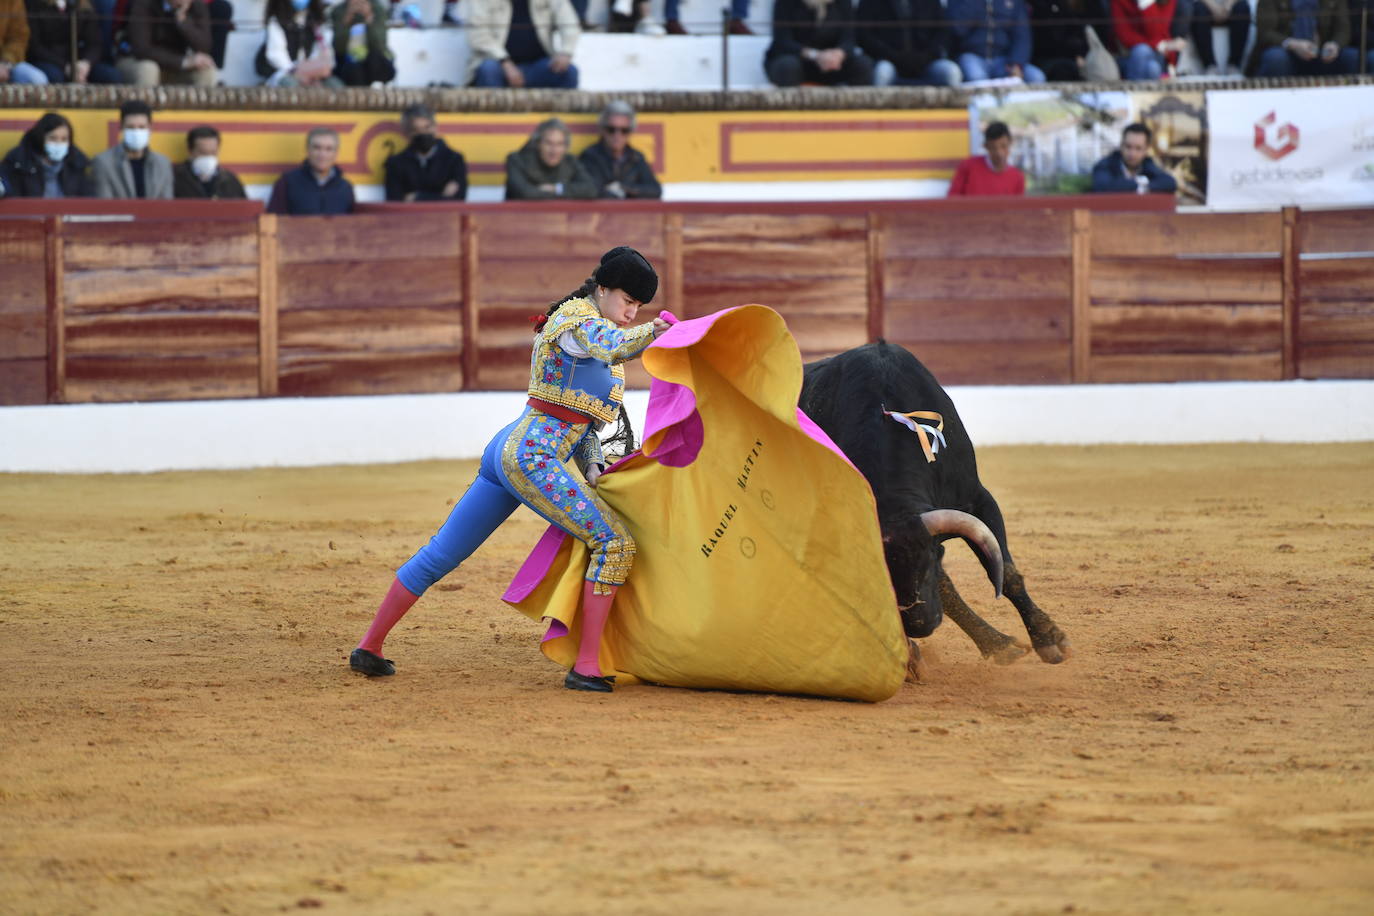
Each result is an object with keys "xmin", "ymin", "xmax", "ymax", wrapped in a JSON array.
[{"xmin": 528, "ymin": 297, "xmax": 657, "ymax": 428}]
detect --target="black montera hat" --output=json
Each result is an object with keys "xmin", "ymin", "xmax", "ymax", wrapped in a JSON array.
[{"xmin": 593, "ymin": 246, "xmax": 658, "ymax": 305}]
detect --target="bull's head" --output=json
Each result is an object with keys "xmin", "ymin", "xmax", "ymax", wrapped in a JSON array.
[{"xmin": 882, "ymin": 510, "xmax": 1004, "ymax": 639}]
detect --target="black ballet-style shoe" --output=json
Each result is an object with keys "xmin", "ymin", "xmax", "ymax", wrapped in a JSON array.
[
  {"xmin": 564, "ymin": 669, "xmax": 615, "ymax": 692},
  {"xmin": 349, "ymin": 648, "xmax": 396, "ymax": 677}
]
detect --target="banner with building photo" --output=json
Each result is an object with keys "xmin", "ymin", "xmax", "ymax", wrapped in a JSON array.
[
  {"xmin": 968, "ymin": 88, "xmax": 1207, "ymax": 203},
  {"xmin": 1207, "ymin": 85, "xmax": 1374, "ymax": 209}
]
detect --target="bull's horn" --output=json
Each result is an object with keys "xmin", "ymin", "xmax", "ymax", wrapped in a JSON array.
[{"xmin": 920, "ymin": 509, "xmax": 1005, "ymax": 599}]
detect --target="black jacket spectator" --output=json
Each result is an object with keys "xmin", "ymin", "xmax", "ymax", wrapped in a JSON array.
[
  {"xmin": 123, "ymin": 0, "xmax": 214, "ymax": 71},
  {"xmin": 267, "ymin": 161, "xmax": 355, "ymax": 214},
  {"xmin": 172, "ymin": 161, "xmax": 246, "ymax": 199},
  {"xmin": 0, "ymin": 131, "xmax": 94, "ymax": 198},
  {"xmin": 24, "ymin": 0, "xmax": 116, "ymax": 83},
  {"xmin": 384, "ymin": 137, "xmax": 468, "ymax": 201},
  {"xmin": 1028, "ymin": 0, "xmax": 1093, "ymax": 81},
  {"xmin": 578, "ymin": 141, "xmax": 661, "ymax": 199},
  {"xmin": 1090, "ymin": 149, "xmax": 1177, "ymax": 193},
  {"xmin": 857, "ymin": 0, "xmax": 949, "ymax": 80},
  {"xmin": 766, "ymin": 0, "xmax": 875, "ymax": 85}
]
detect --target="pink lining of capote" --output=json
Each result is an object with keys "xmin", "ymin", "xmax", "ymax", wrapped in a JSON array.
[{"xmin": 502, "ymin": 307, "xmax": 854, "ymax": 627}]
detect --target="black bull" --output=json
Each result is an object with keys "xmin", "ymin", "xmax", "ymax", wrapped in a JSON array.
[{"xmin": 799, "ymin": 341, "xmax": 1071, "ymax": 669}]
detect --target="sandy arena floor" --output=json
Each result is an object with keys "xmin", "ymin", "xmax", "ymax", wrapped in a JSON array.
[{"xmin": 1, "ymin": 443, "xmax": 1372, "ymax": 915}]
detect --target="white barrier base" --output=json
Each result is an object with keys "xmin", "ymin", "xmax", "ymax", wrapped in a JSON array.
[{"xmin": 1, "ymin": 380, "xmax": 1371, "ymax": 473}]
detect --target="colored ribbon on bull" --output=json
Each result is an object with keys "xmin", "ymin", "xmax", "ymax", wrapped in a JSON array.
[{"xmin": 884, "ymin": 409, "xmax": 945, "ymax": 463}]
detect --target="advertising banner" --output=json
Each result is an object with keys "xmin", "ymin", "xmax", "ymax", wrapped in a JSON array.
[{"xmin": 1207, "ymin": 85, "xmax": 1374, "ymax": 209}]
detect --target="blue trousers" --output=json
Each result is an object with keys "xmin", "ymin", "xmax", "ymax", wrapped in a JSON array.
[
  {"xmin": 1120, "ymin": 43, "xmax": 1165, "ymax": 80},
  {"xmin": 665, "ymin": 0, "xmax": 748, "ymax": 20},
  {"xmin": 957, "ymin": 53, "xmax": 1046, "ymax": 83},
  {"xmin": 396, "ymin": 408, "xmax": 634, "ymax": 597},
  {"xmin": 472, "ymin": 57, "xmax": 579, "ymax": 88}
]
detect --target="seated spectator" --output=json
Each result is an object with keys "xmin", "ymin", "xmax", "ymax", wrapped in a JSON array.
[
  {"xmin": 664, "ymin": 0, "xmax": 751, "ymax": 34},
  {"xmin": 92, "ymin": 100, "xmax": 173, "ymax": 199},
  {"xmin": 24, "ymin": 0, "xmax": 122, "ymax": 83},
  {"xmin": 1028, "ymin": 0, "xmax": 1093, "ymax": 80},
  {"xmin": 203, "ymin": 0, "xmax": 234, "ymax": 70},
  {"xmin": 504, "ymin": 118, "xmax": 596, "ymax": 200},
  {"xmin": 331, "ymin": 0, "xmax": 395, "ymax": 86},
  {"xmin": 947, "ymin": 121, "xmax": 1026, "ymax": 196},
  {"xmin": 578, "ymin": 101, "xmax": 662, "ymax": 200},
  {"xmin": 0, "ymin": 111, "xmax": 95, "ymax": 197},
  {"xmin": 1, "ymin": 0, "xmax": 47, "ymax": 82},
  {"xmin": 257, "ymin": 0, "xmax": 342, "ymax": 88},
  {"xmin": 116, "ymin": 0, "xmax": 217, "ymax": 86},
  {"xmin": 948, "ymin": 0, "xmax": 1047, "ymax": 82},
  {"xmin": 1109, "ymin": 0, "xmax": 1188, "ymax": 79},
  {"xmin": 385, "ymin": 104, "xmax": 468, "ymax": 202},
  {"xmin": 857, "ymin": 0, "xmax": 962, "ymax": 86},
  {"xmin": 268, "ymin": 127, "xmax": 354, "ymax": 215},
  {"xmin": 1255, "ymin": 0, "xmax": 1354, "ymax": 75},
  {"xmin": 466, "ymin": 0, "xmax": 580, "ymax": 89},
  {"xmin": 1091, "ymin": 122, "xmax": 1177, "ymax": 194},
  {"xmin": 1189, "ymin": 0, "xmax": 1251, "ymax": 74},
  {"xmin": 766, "ymin": 0, "xmax": 875, "ymax": 87},
  {"xmin": 172, "ymin": 125, "xmax": 246, "ymax": 199}
]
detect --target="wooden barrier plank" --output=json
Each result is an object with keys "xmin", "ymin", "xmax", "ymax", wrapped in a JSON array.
[
  {"xmin": 884, "ymin": 210, "xmax": 1073, "ymax": 258},
  {"xmin": 884, "ymin": 256, "xmax": 1072, "ymax": 301},
  {"xmin": 884, "ymin": 297, "xmax": 1070, "ymax": 342},
  {"xmin": 280, "ymin": 307, "xmax": 464, "ymax": 351},
  {"xmin": 675, "ymin": 273, "xmax": 869, "ymax": 317},
  {"xmin": 1091, "ymin": 212, "xmax": 1282, "ymax": 257},
  {"xmin": 477, "ymin": 211, "xmax": 668, "ymax": 259},
  {"xmin": 477, "ymin": 255, "xmax": 606, "ymax": 305},
  {"xmin": 277, "ymin": 212, "xmax": 463, "ymax": 264},
  {"xmin": 1298, "ymin": 258, "xmax": 1374, "ymax": 301},
  {"xmin": 681, "ymin": 213, "xmax": 867, "ymax": 245},
  {"xmin": 1088, "ymin": 352, "xmax": 1283, "ymax": 383},
  {"xmin": 0, "ymin": 312, "xmax": 46, "ymax": 360},
  {"xmin": 63, "ymin": 265, "xmax": 259, "ymax": 311},
  {"xmin": 65, "ymin": 310, "xmax": 259, "ymax": 355},
  {"xmin": 883, "ymin": 339, "xmax": 1072, "ymax": 385},
  {"xmin": 61, "ymin": 221, "xmax": 259, "ymax": 269},
  {"xmin": 682, "ymin": 244, "xmax": 868, "ymax": 282},
  {"xmin": 0, "ymin": 221, "xmax": 46, "ymax": 315},
  {"xmin": 1090, "ymin": 304, "xmax": 1284, "ymax": 354},
  {"xmin": 278, "ymin": 259, "xmax": 462, "ymax": 311},
  {"xmin": 1298, "ymin": 303, "xmax": 1374, "ymax": 343},
  {"xmin": 1298, "ymin": 209, "xmax": 1374, "ymax": 254},
  {"xmin": 0, "ymin": 358, "xmax": 46, "ymax": 405},
  {"xmin": 1091, "ymin": 258, "xmax": 1282, "ymax": 303},
  {"xmin": 64, "ymin": 355, "xmax": 259, "ymax": 402},
  {"xmin": 1296, "ymin": 343, "xmax": 1374, "ymax": 379},
  {"xmin": 278, "ymin": 352, "xmax": 464, "ymax": 397}
]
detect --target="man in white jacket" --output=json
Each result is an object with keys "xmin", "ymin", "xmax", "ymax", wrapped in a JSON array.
[{"xmin": 466, "ymin": 0, "xmax": 581, "ymax": 88}]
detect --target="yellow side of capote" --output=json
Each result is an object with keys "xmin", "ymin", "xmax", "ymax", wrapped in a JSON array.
[
  {"xmin": 507, "ymin": 305, "xmax": 909, "ymax": 703},
  {"xmin": 0, "ymin": 108, "xmax": 968, "ymax": 187}
]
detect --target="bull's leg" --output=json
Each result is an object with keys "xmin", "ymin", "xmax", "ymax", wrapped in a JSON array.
[
  {"xmin": 970, "ymin": 488, "xmax": 1073, "ymax": 664},
  {"xmin": 905, "ymin": 639, "xmax": 929, "ymax": 682},
  {"xmin": 939, "ymin": 570, "xmax": 1030, "ymax": 665}
]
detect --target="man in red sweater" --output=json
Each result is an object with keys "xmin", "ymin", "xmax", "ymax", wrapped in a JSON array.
[{"xmin": 947, "ymin": 121, "xmax": 1026, "ymax": 197}]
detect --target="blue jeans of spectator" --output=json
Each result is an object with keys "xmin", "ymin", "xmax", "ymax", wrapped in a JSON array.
[
  {"xmin": 665, "ymin": 0, "xmax": 748, "ymax": 20},
  {"xmin": 1120, "ymin": 43, "xmax": 1165, "ymax": 79},
  {"xmin": 874, "ymin": 57, "xmax": 962, "ymax": 86},
  {"xmin": 957, "ymin": 53, "xmax": 1046, "ymax": 83},
  {"xmin": 5, "ymin": 61, "xmax": 48, "ymax": 83},
  {"xmin": 472, "ymin": 57, "xmax": 579, "ymax": 88},
  {"xmin": 31, "ymin": 60, "xmax": 124, "ymax": 84},
  {"xmin": 1257, "ymin": 45, "xmax": 1356, "ymax": 76}
]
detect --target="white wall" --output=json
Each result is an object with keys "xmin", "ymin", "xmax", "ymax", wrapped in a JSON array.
[{"xmin": 2, "ymin": 380, "xmax": 1370, "ymax": 473}]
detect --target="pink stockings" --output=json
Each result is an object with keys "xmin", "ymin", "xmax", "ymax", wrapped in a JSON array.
[
  {"xmin": 357, "ymin": 578, "xmax": 419, "ymax": 656},
  {"xmin": 574, "ymin": 581, "xmax": 617, "ymax": 678}
]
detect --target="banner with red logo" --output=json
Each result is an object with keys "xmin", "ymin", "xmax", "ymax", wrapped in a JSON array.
[{"xmin": 1206, "ymin": 86, "xmax": 1374, "ymax": 209}]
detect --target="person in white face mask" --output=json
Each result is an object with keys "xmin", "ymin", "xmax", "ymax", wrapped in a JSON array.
[
  {"xmin": 0, "ymin": 111, "xmax": 96, "ymax": 198},
  {"xmin": 92, "ymin": 100, "xmax": 174, "ymax": 199},
  {"xmin": 172, "ymin": 125, "xmax": 246, "ymax": 199}
]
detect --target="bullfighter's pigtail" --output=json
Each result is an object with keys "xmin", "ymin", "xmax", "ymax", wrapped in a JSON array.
[{"xmin": 532, "ymin": 276, "xmax": 598, "ymax": 333}]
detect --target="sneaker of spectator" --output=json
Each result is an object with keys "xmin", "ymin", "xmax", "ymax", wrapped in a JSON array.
[
  {"xmin": 115, "ymin": 0, "xmax": 218, "ymax": 86},
  {"xmin": 766, "ymin": 0, "xmax": 876, "ymax": 86},
  {"xmin": 859, "ymin": 0, "xmax": 962, "ymax": 87},
  {"xmin": 24, "ymin": 0, "xmax": 125, "ymax": 84},
  {"xmin": 947, "ymin": 0, "xmax": 1047, "ymax": 82},
  {"xmin": 466, "ymin": 0, "xmax": 581, "ymax": 89}
]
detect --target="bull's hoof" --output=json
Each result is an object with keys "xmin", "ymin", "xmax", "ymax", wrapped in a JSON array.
[
  {"xmin": 1033, "ymin": 635, "xmax": 1073, "ymax": 664},
  {"xmin": 984, "ymin": 637, "xmax": 1032, "ymax": 666},
  {"xmin": 905, "ymin": 639, "xmax": 930, "ymax": 682}
]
